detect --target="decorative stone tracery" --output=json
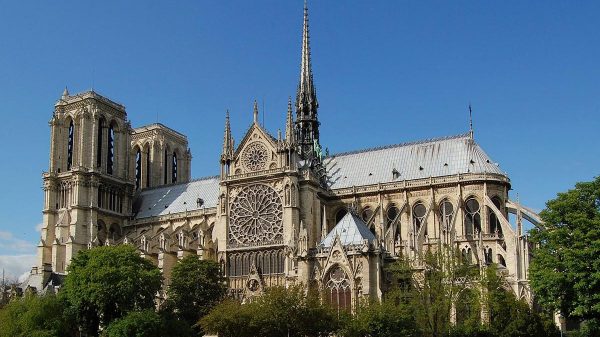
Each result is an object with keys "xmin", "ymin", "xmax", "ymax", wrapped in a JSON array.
[
  {"xmin": 229, "ymin": 184, "xmax": 283, "ymax": 247},
  {"xmin": 241, "ymin": 142, "xmax": 268, "ymax": 171}
]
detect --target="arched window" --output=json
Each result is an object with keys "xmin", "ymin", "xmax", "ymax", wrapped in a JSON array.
[
  {"xmin": 145, "ymin": 147, "xmax": 151, "ymax": 188},
  {"xmin": 277, "ymin": 250, "xmax": 284, "ymax": 273},
  {"xmin": 135, "ymin": 148, "xmax": 142, "ymax": 190},
  {"xmin": 484, "ymin": 247, "xmax": 493, "ymax": 265},
  {"xmin": 497, "ymin": 254, "xmax": 507, "ymax": 268},
  {"xmin": 67, "ymin": 120, "xmax": 74, "ymax": 170},
  {"xmin": 413, "ymin": 202, "xmax": 427, "ymax": 235},
  {"xmin": 464, "ymin": 198, "xmax": 481, "ymax": 236},
  {"xmin": 387, "ymin": 205, "xmax": 401, "ymax": 241},
  {"xmin": 489, "ymin": 197, "xmax": 503, "ymax": 235},
  {"xmin": 439, "ymin": 199, "xmax": 454, "ymax": 230},
  {"xmin": 97, "ymin": 118, "xmax": 104, "ymax": 168},
  {"xmin": 107, "ymin": 124, "xmax": 115, "ymax": 175},
  {"xmin": 456, "ymin": 289, "xmax": 480, "ymax": 326},
  {"xmin": 172, "ymin": 152, "xmax": 178, "ymax": 183},
  {"xmin": 361, "ymin": 207, "xmax": 374, "ymax": 234},
  {"xmin": 236, "ymin": 254, "xmax": 242, "ymax": 276},
  {"xmin": 335, "ymin": 208, "xmax": 347, "ymax": 224},
  {"xmin": 163, "ymin": 149, "xmax": 168, "ymax": 184},
  {"xmin": 326, "ymin": 265, "xmax": 352, "ymax": 314}
]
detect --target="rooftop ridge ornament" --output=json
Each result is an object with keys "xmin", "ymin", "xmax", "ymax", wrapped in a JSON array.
[
  {"xmin": 469, "ymin": 102, "xmax": 474, "ymax": 140},
  {"xmin": 253, "ymin": 100, "xmax": 259, "ymax": 124}
]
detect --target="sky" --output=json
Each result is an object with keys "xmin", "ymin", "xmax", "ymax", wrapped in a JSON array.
[{"xmin": 0, "ymin": 1, "xmax": 599, "ymax": 280}]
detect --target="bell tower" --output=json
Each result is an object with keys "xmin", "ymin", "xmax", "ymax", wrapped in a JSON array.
[{"xmin": 39, "ymin": 89, "xmax": 134, "ymax": 273}]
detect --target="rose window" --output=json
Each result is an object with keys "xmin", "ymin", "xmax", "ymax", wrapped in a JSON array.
[
  {"xmin": 242, "ymin": 142, "xmax": 268, "ymax": 171},
  {"xmin": 229, "ymin": 184, "xmax": 283, "ymax": 247}
]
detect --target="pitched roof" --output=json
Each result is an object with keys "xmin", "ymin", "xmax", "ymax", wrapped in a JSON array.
[
  {"xmin": 133, "ymin": 176, "xmax": 220, "ymax": 219},
  {"xmin": 320, "ymin": 212, "xmax": 376, "ymax": 247},
  {"xmin": 324, "ymin": 133, "xmax": 505, "ymax": 189}
]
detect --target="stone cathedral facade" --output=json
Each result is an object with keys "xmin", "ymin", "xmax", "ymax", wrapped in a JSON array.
[{"xmin": 27, "ymin": 4, "xmax": 542, "ymax": 311}]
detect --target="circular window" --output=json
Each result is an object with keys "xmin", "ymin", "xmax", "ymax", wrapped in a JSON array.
[
  {"xmin": 361, "ymin": 207, "xmax": 373, "ymax": 222},
  {"xmin": 229, "ymin": 184, "xmax": 283, "ymax": 247},
  {"xmin": 387, "ymin": 205, "xmax": 399, "ymax": 223},
  {"xmin": 465, "ymin": 198, "xmax": 480, "ymax": 213},
  {"xmin": 413, "ymin": 203, "xmax": 427, "ymax": 219},
  {"xmin": 242, "ymin": 142, "xmax": 268, "ymax": 171}
]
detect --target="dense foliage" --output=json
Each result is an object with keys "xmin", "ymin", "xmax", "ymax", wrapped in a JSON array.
[
  {"xmin": 200, "ymin": 286, "xmax": 339, "ymax": 337},
  {"xmin": 61, "ymin": 245, "xmax": 163, "ymax": 335},
  {"xmin": 0, "ymin": 293, "xmax": 76, "ymax": 337},
  {"xmin": 529, "ymin": 176, "xmax": 600, "ymax": 334},
  {"xmin": 165, "ymin": 255, "xmax": 226, "ymax": 333}
]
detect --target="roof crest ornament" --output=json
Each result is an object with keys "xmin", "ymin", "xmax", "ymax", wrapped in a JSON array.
[
  {"xmin": 253, "ymin": 100, "xmax": 259, "ymax": 124},
  {"xmin": 469, "ymin": 102, "xmax": 474, "ymax": 140}
]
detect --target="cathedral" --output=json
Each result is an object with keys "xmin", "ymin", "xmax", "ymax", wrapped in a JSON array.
[{"xmin": 25, "ymin": 3, "xmax": 542, "ymax": 311}]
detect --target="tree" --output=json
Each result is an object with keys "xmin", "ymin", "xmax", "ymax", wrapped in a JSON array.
[
  {"xmin": 61, "ymin": 245, "xmax": 162, "ymax": 336},
  {"xmin": 200, "ymin": 286, "xmax": 338, "ymax": 337},
  {"xmin": 103, "ymin": 310, "xmax": 163, "ymax": 337},
  {"xmin": 385, "ymin": 247, "xmax": 477, "ymax": 337},
  {"xmin": 0, "ymin": 293, "xmax": 76, "ymax": 337},
  {"xmin": 529, "ymin": 176, "xmax": 600, "ymax": 333},
  {"xmin": 340, "ymin": 300, "xmax": 418, "ymax": 337},
  {"xmin": 165, "ymin": 256, "xmax": 226, "ymax": 333}
]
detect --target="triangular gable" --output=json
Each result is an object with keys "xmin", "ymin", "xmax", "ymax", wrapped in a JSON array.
[
  {"xmin": 320, "ymin": 212, "xmax": 376, "ymax": 247},
  {"xmin": 233, "ymin": 122, "xmax": 278, "ymax": 158}
]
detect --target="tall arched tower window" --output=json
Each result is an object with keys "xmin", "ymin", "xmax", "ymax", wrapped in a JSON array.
[
  {"xmin": 326, "ymin": 265, "xmax": 352, "ymax": 314},
  {"xmin": 135, "ymin": 148, "xmax": 142, "ymax": 190},
  {"xmin": 145, "ymin": 147, "xmax": 151, "ymax": 188},
  {"xmin": 97, "ymin": 118, "xmax": 104, "ymax": 168},
  {"xmin": 107, "ymin": 124, "xmax": 115, "ymax": 175},
  {"xmin": 67, "ymin": 120, "xmax": 74, "ymax": 170},
  {"xmin": 172, "ymin": 152, "xmax": 178, "ymax": 183},
  {"xmin": 163, "ymin": 149, "xmax": 168, "ymax": 184}
]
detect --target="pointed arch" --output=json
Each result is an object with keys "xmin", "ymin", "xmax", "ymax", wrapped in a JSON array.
[
  {"xmin": 325, "ymin": 264, "xmax": 352, "ymax": 313},
  {"xmin": 67, "ymin": 118, "xmax": 74, "ymax": 170}
]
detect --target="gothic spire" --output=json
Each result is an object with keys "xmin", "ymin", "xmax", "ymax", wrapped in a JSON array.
[
  {"xmin": 295, "ymin": 1, "xmax": 321, "ymax": 161},
  {"xmin": 61, "ymin": 87, "xmax": 69, "ymax": 99},
  {"xmin": 285, "ymin": 96, "xmax": 295, "ymax": 145},
  {"xmin": 221, "ymin": 110, "xmax": 233, "ymax": 162}
]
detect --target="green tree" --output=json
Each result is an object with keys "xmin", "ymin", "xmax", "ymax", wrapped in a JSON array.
[
  {"xmin": 386, "ymin": 247, "xmax": 477, "ymax": 337},
  {"xmin": 61, "ymin": 245, "xmax": 162, "ymax": 336},
  {"xmin": 0, "ymin": 293, "xmax": 76, "ymax": 337},
  {"xmin": 103, "ymin": 310, "xmax": 163, "ymax": 337},
  {"xmin": 200, "ymin": 286, "xmax": 338, "ymax": 337},
  {"xmin": 340, "ymin": 300, "xmax": 417, "ymax": 337},
  {"xmin": 165, "ymin": 256, "xmax": 226, "ymax": 333},
  {"xmin": 529, "ymin": 176, "xmax": 600, "ymax": 333}
]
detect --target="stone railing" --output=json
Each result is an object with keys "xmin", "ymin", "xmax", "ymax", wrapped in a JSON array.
[{"xmin": 331, "ymin": 172, "xmax": 510, "ymax": 196}]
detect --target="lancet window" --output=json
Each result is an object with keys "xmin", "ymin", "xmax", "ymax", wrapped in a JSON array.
[
  {"xmin": 335, "ymin": 208, "xmax": 347, "ymax": 224},
  {"xmin": 97, "ymin": 118, "xmax": 104, "ymax": 168},
  {"xmin": 326, "ymin": 265, "xmax": 352, "ymax": 313},
  {"xmin": 439, "ymin": 199, "xmax": 454, "ymax": 231},
  {"xmin": 386, "ymin": 205, "xmax": 401, "ymax": 241},
  {"xmin": 107, "ymin": 124, "xmax": 115, "ymax": 175},
  {"xmin": 67, "ymin": 120, "xmax": 74, "ymax": 170},
  {"xmin": 145, "ymin": 147, "xmax": 151, "ymax": 188},
  {"xmin": 488, "ymin": 197, "xmax": 503, "ymax": 236},
  {"xmin": 413, "ymin": 202, "xmax": 427, "ymax": 235},
  {"xmin": 227, "ymin": 249, "xmax": 284, "ymax": 277},
  {"xmin": 172, "ymin": 152, "xmax": 178, "ymax": 183},
  {"xmin": 135, "ymin": 149, "xmax": 142, "ymax": 190},
  {"xmin": 464, "ymin": 198, "xmax": 481, "ymax": 236}
]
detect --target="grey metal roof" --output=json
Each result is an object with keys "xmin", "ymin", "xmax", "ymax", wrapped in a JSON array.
[
  {"xmin": 320, "ymin": 212, "xmax": 376, "ymax": 247},
  {"xmin": 324, "ymin": 133, "xmax": 505, "ymax": 189},
  {"xmin": 133, "ymin": 176, "xmax": 220, "ymax": 219}
]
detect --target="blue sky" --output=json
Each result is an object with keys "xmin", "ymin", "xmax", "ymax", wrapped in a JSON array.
[{"xmin": 0, "ymin": 1, "xmax": 599, "ymax": 279}]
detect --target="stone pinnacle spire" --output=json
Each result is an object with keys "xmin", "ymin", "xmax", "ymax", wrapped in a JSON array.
[
  {"xmin": 221, "ymin": 110, "xmax": 234, "ymax": 162},
  {"xmin": 253, "ymin": 100, "xmax": 259, "ymax": 124},
  {"xmin": 61, "ymin": 87, "xmax": 69, "ymax": 99},
  {"xmin": 285, "ymin": 97, "xmax": 295, "ymax": 145},
  {"xmin": 295, "ymin": 0, "xmax": 320, "ymax": 161}
]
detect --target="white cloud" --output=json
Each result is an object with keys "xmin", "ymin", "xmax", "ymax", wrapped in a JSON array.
[
  {"xmin": 0, "ymin": 230, "xmax": 36, "ymax": 253},
  {"xmin": 0, "ymin": 255, "xmax": 37, "ymax": 282}
]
